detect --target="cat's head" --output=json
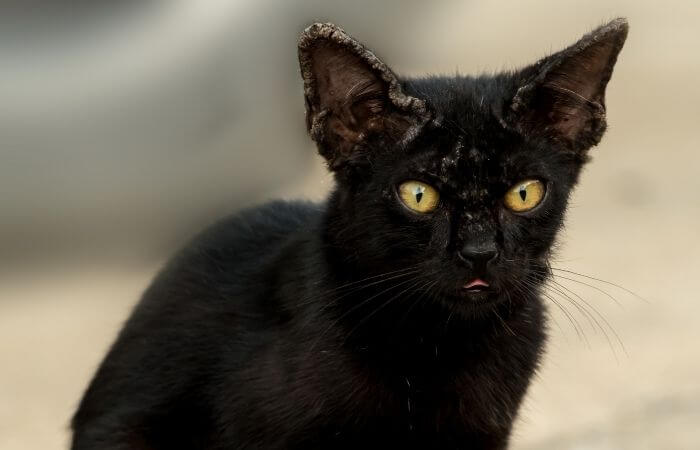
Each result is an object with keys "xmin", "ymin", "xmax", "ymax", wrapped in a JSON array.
[{"xmin": 298, "ymin": 20, "xmax": 627, "ymax": 315}]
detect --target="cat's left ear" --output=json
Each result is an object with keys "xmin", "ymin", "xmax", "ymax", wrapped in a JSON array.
[
  {"xmin": 507, "ymin": 18, "xmax": 628, "ymax": 152},
  {"xmin": 298, "ymin": 23, "xmax": 429, "ymax": 170}
]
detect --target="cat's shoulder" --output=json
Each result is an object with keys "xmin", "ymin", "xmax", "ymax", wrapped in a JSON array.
[
  {"xmin": 138, "ymin": 199, "xmax": 322, "ymax": 313},
  {"xmin": 196, "ymin": 199, "xmax": 323, "ymax": 248},
  {"xmin": 159, "ymin": 199, "xmax": 323, "ymax": 279}
]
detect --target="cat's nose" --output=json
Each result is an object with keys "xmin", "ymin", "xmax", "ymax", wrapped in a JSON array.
[{"xmin": 458, "ymin": 242, "xmax": 499, "ymax": 270}]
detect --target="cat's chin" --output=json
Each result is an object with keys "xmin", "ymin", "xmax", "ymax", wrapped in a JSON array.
[
  {"xmin": 448, "ymin": 286, "xmax": 505, "ymax": 312},
  {"xmin": 458, "ymin": 290, "xmax": 500, "ymax": 303}
]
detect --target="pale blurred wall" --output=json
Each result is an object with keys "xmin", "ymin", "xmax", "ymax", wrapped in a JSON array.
[
  {"xmin": 2, "ymin": 1, "xmax": 700, "ymax": 449},
  {"xmin": 0, "ymin": 0, "xmax": 435, "ymax": 262}
]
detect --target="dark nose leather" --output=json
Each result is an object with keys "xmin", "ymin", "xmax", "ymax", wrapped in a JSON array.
[{"xmin": 458, "ymin": 242, "xmax": 498, "ymax": 270}]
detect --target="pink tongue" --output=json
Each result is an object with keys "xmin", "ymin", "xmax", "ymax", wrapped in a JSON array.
[{"xmin": 464, "ymin": 278, "xmax": 489, "ymax": 289}]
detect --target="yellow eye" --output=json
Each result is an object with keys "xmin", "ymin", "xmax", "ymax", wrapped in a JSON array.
[
  {"xmin": 504, "ymin": 179, "xmax": 546, "ymax": 212},
  {"xmin": 398, "ymin": 181, "xmax": 440, "ymax": 213}
]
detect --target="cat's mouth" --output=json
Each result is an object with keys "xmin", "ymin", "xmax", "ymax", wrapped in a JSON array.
[
  {"xmin": 462, "ymin": 278, "xmax": 490, "ymax": 291},
  {"xmin": 459, "ymin": 277, "xmax": 498, "ymax": 300}
]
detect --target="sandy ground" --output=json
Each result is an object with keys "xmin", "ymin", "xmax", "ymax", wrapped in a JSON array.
[{"xmin": 2, "ymin": 1, "xmax": 700, "ymax": 449}]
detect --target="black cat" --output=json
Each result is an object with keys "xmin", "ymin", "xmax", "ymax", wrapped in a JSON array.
[{"xmin": 72, "ymin": 19, "xmax": 628, "ymax": 449}]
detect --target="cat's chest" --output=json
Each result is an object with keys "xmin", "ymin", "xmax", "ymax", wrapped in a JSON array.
[
  {"xmin": 269, "ymin": 306, "xmax": 545, "ymax": 446},
  {"xmin": 316, "ymin": 341, "xmax": 518, "ymax": 434},
  {"xmin": 294, "ymin": 362, "xmax": 511, "ymax": 449}
]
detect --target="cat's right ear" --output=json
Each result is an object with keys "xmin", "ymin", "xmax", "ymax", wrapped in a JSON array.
[
  {"xmin": 298, "ymin": 23, "xmax": 429, "ymax": 170},
  {"xmin": 506, "ymin": 18, "xmax": 628, "ymax": 153}
]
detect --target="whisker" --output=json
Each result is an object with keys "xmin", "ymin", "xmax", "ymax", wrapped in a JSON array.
[
  {"xmin": 544, "ymin": 281, "xmax": 620, "ymax": 359},
  {"xmin": 541, "ymin": 290, "xmax": 590, "ymax": 348},
  {"xmin": 508, "ymin": 286, "xmax": 566, "ymax": 337},
  {"xmin": 342, "ymin": 277, "xmax": 429, "ymax": 345},
  {"xmin": 548, "ymin": 279, "xmax": 627, "ymax": 357},
  {"xmin": 552, "ymin": 274, "xmax": 624, "ymax": 309},
  {"xmin": 293, "ymin": 266, "xmax": 421, "ymax": 309},
  {"xmin": 545, "ymin": 280, "xmax": 603, "ymax": 335},
  {"xmin": 550, "ymin": 267, "xmax": 649, "ymax": 304},
  {"xmin": 307, "ymin": 275, "xmax": 422, "ymax": 353},
  {"xmin": 512, "ymin": 277, "xmax": 586, "ymax": 344},
  {"xmin": 507, "ymin": 278, "xmax": 566, "ymax": 338},
  {"xmin": 492, "ymin": 307, "xmax": 516, "ymax": 337},
  {"xmin": 520, "ymin": 277, "xmax": 588, "ymax": 343},
  {"xmin": 393, "ymin": 279, "xmax": 438, "ymax": 335}
]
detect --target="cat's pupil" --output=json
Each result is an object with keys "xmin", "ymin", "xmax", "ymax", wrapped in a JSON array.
[
  {"xmin": 414, "ymin": 185, "xmax": 425, "ymax": 203},
  {"xmin": 519, "ymin": 187, "xmax": 527, "ymax": 201}
]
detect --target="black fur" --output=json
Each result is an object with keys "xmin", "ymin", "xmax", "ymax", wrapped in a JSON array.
[{"xmin": 72, "ymin": 20, "xmax": 628, "ymax": 449}]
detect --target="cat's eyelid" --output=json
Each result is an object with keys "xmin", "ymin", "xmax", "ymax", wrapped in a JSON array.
[
  {"xmin": 411, "ymin": 171, "xmax": 446, "ymax": 189},
  {"xmin": 506, "ymin": 177, "xmax": 548, "ymax": 190}
]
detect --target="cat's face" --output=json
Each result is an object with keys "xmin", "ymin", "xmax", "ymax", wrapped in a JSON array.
[
  {"xmin": 298, "ymin": 21, "xmax": 627, "ymax": 314},
  {"xmin": 323, "ymin": 107, "xmax": 582, "ymax": 313}
]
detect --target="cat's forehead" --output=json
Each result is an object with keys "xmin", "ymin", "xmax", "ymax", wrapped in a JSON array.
[
  {"xmin": 409, "ymin": 119, "xmax": 516, "ymax": 181},
  {"xmin": 397, "ymin": 78, "xmax": 550, "ymax": 189},
  {"xmin": 444, "ymin": 144, "xmax": 502, "ymax": 186},
  {"xmin": 399, "ymin": 134, "xmax": 509, "ymax": 195},
  {"xmin": 438, "ymin": 137, "xmax": 496, "ymax": 170}
]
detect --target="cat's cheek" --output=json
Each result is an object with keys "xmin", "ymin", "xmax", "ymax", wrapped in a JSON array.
[
  {"xmin": 497, "ymin": 207, "xmax": 522, "ymax": 238},
  {"xmin": 427, "ymin": 210, "xmax": 451, "ymax": 252},
  {"xmin": 498, "ymin": 209, "xmax": 544, "ymax": 259}
]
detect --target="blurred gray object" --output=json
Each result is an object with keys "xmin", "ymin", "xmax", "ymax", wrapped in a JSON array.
[{"xmin": 0, "ymin": 0, "xmax": 430, "ymax": 261}]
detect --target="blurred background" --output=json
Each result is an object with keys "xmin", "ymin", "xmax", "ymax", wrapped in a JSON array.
[{"xmin": 1, "ymin": 1, "xmax": 699, "ymax": 448}]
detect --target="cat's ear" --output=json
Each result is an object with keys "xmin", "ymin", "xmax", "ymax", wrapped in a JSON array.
[
  {"xmin": 298, "ymin": 23, "xmax": 429, "ymax": 170},
  {"xmin": 507, "ymin": 18, "xmax": 628, "ymax": 152}
]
